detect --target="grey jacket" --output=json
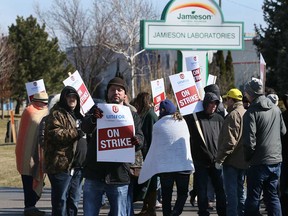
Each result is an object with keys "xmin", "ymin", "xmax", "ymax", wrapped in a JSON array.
[
  {"xmin": 216, "ymin": 101, "xmax": 248, "ymax": 169},
  {"xmin": 243, "ymin": 95, "xmax": 286, "ymax": 166}
]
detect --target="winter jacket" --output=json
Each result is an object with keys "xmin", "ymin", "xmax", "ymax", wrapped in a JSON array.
[
  {"xmin": 184, "ymin": 92, "xmax": 224, "ymax": 167},
  {"xmin": 216, "ymin": 101, "xmax": 248, "ymax": 169},
  {"xmin": 44, "ymin": 86, "xmax": 83, "ymax": 174},
  {"xmin": 281, "ymin": 94, "xmax": 288, "ymax": 165},
  {"xmin": 82, "ymin": 105, "xmax": 144, "ymax": 184},
  {"xmin": 243, "ymin": 95, "xmax": 286, "ymax": 165}
]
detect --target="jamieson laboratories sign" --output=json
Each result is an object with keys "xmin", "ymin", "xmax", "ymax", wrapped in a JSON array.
[{"xmin": 140, "ymin": 0, "xmax": 244, "ymax": 50}]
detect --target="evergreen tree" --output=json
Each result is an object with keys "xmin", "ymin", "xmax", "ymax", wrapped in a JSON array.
[
  {"xmin": 225, "ymin": 50, "xmax": 235, "ymax": 91},
  {"xmin": 253, "ymin": 0, "xmax": 288, "ymax": 95},
  {"xmin": 8, "ymin": 16, "xmax": 73, "ymax": 105},
  {"xmin": 216, "ymin": 51, "xmax": 227, "ymax": 94}
]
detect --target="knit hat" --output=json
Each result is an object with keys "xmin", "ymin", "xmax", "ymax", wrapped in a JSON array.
[
  {"xmin": 267, "ymin": 94, "xmax": 279, "ymax": 105},
  {"xmin": 32, "ymin": 92, "xmax": 48, "ymax": 103},
  {"xmin": 107, "ymin": 77, "xmax": 128, "ymax": 93},
  {"xmin": 159, "ymin": 99, "xmax": 177, "ymax": 118},
  {"xmin": 223, "ymin": 88, "xmax": 243, "ymax": 101},
  {"xmin": 245, "ymin": 78, "xmax": 263, "ymax": 97}
]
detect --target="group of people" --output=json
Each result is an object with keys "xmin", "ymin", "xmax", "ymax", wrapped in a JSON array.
[
  {"xmin": 184, "ymin": 78, "xmax": 287, "ymax": 216},
  {"xmin": 15, "ymin": 75, "xmax": 288, "ymax": 216}
]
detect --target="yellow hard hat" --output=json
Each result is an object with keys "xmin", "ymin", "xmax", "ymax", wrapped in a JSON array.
[{"xmin": 223, "ymin": 88, "xmax": 243, "ymax": 101}]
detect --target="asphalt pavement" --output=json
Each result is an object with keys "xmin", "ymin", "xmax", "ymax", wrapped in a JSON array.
[
  {"xmin": 0, "ymin": 187, "xmax": 268, "ymax": 216},
  {"xmin": 0, "ymin": 187, "xmax": 215, "ymax": 216}
]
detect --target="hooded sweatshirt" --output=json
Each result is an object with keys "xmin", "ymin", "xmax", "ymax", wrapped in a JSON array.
[
  {"xmin": 184, "ymin": 92, "xmax": 224, "ymax": 167},
  {"xmin": 243, "ymin": 95, "xmax": 286, "ymax": 165}
]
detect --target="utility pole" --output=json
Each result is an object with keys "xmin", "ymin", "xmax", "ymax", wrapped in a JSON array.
[{"xmin": 219, "ymin": 0, "xmax": 221, "ymax": 8}]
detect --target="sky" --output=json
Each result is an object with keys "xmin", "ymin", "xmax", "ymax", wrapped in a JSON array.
[{"xmin": 0, "ymin": 0, "xmax": 266, "ymax": 35}]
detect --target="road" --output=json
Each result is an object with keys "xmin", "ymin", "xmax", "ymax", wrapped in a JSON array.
[{"xmin": 0, "ymin": 187, "xmax": 268, "ymax": 215}]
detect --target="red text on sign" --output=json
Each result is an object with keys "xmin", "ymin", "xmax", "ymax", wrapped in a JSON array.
[
  {"xmin": 176, "ymin": 86, "xmax": 200, "ymax": 108},
  {"xmin": 98, "ymin": 125, "xmax": 133, "ymax": 151}
]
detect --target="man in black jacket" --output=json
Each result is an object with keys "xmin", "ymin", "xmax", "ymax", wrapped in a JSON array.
[
  {"xmin": 81, "ymin": 76, "xmax": 144, "ymax": 216},
  {"xmin": 184, "ymin": 92, "xmax": 226, "ymax": 216}
]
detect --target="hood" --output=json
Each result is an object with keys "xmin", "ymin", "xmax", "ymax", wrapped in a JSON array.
[
  {"xmin": 58, "ymin": 86, "xmax": 82, "ymax": 118},
  {"xmin": 204, "ymin": 84, "xmax": 221, "ymax": 99},
  {"xmin": 249, "ymin": 95, "xmax": 273, "ymax": 111},
  {"xmin": 203, "ymin": 92, "xmax": 220, "ymax": 111}
]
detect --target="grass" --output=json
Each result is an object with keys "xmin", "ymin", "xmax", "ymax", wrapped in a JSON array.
[
  {"xmin": 0, "ymin": 116, "xmax": 52, "ymax": 188},
  {"xmin": 0, "ymin": 144, "xmax": 22, "ymax": 187},
  {"xmin": 0, "ymin": 116, "xmax": 22, "ymax": 187}
]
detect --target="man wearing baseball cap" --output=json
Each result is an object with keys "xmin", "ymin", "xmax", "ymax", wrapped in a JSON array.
[
  {"xmin": 216, "ymin": 88, "xmax": 248, "ymax": 216},
  {"xmin": 243, "ymin": 78, "xmax": 286, "ymax": 215}
]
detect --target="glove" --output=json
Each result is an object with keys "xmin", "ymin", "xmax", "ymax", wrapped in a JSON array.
[
  {"xmin": 215, "ymin": 162, "xmax": 222, "ymax": 170},
  {"xmin": 131, "ymin": 136, "xmax": 140, "ymax": 146},
  {"xmin": 93, "ymin": 106, "xmax": 103, "ymax": 119}
]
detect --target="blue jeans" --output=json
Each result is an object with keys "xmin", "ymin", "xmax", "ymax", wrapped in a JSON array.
[
  {"xmin": 194, "ymin": 162, "xmax": 226, "ymax": 216},
  {"xmin": 223, "ymin": 165, "xmax": 246, "ymax": 216},
  {"xmin": 83, "ymin": 178, "xmax": 129, "ymax": 216},
  {"xmin": 67, "ymin": 168, "xmax": 83, "ymax": 216},
  {"xmin": 244, "ymin": 163, "xmax": 282, "ymax": 216},
  {"xmin": 48, "ymin": 172, "xmax": 72, "ymax": 216},
  {"xmin": 160, "ymin": 172, "xmax": 190, "ymax": 216}
]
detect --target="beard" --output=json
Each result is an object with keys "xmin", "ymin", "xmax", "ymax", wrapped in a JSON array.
[{"xmin": 108, "ymin": 96, "xmax": 124, "ymax": 104}]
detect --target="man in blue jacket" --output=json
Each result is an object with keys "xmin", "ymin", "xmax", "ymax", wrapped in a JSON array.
[{"xmin": 243, "ymin": 78, "xmax": 286, "ymax": 216}]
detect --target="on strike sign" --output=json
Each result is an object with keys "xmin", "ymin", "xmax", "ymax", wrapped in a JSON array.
[
  {"xmin": 169, "ymin": 71, "xmax": 203, "ymax": 116},
  {"xmin": 63, "ymin": 70, "xmax": 94, "ymax": 115},
  {"xmin": 151, "ymin": 78, "xmax": 165, "ymax": 116},
  {"xmin": 96, "ymin": 103, "xmax": 135, "ymax": 163}
]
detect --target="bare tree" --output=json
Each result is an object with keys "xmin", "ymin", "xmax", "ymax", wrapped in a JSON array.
[
  {"xmin": 0, "ymin": 34, "xmax": 15, "ymax": 118},
  {"xmin": 93, "ymin": 0, "xmax": 158, "ymax": 98},
  {"xmin": 35, "ymin": 0, "xmax": 158, "ymax": 98},
  {"xmin": 35, "ymin": 0, "xmax": 115, "ymax": 97}
]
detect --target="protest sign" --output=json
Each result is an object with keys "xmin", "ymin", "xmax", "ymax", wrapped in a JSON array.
[
  {"xmin": 207, "ymin": 74, "xmax": 217, "ymax": 86},
  {"xmin": 25, "ymin": 79, "xmax": 46, "ymax": 102},
  {"xmin": 96, "ymin": 103, "xmax": 135, "ymax": 163},
  {"xmin": 151, "ymin": 78, "xmax": 165, "ymax": 116},
  {"xmin": 63, "ymin": 70, "xmax": 94, "ymax": 114},
  {"xmin": 185, "ymin": 55, "xmax": 204, "ymax": 99},
  {"xmin": 169, "ymin": 71, "xmax": 203, "ymax": 115}
]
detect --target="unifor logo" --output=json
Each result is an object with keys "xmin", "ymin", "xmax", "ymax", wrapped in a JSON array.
[
  {"xmin": 33, "ymin": 81, "xmax": 37, "ymax": 86},
  {"xmin": 112, "ymin": 105, "xmax": 119, "ymax": 113},
  {"xmin": 177, "ymin": 11, "xmax": 212, "ymax": 20},
  {"xmin": 180, "ymin": 73, "xmax": 185, "ymax": 79}
]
